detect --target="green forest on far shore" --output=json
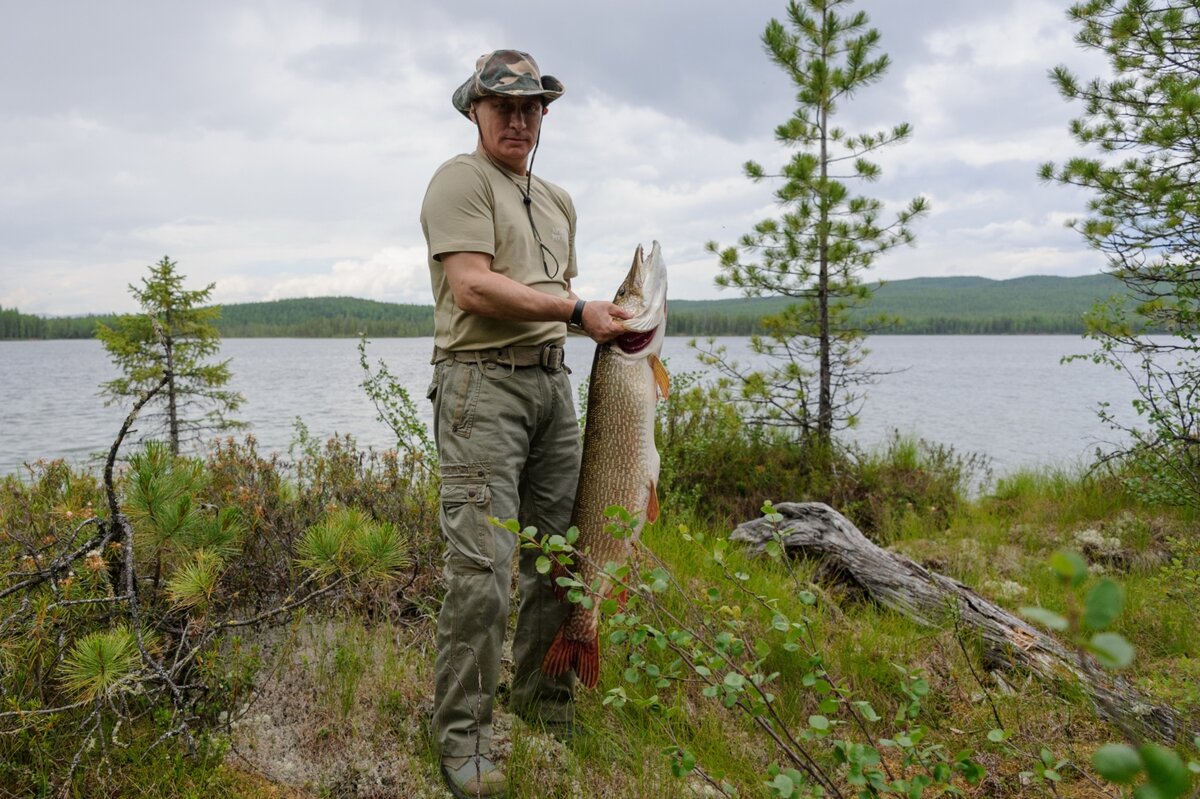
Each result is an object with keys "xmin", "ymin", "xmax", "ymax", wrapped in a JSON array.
[{"xmin": 1, "ymin": 273, "xmax": 1138, "ymax": 340}]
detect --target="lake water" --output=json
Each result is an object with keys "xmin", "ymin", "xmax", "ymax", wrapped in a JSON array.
[{"xmin": 0, "ymin": 336, "xmax": 1142, "ymax": 479}]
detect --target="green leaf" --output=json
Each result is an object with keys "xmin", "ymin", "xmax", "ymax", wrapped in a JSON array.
[
  {"xmin": 1083, "ymin": 579, "xmax": 1123, "ymax": 630},
  {"xmin": 988, "ymin": 728, "xmax": 1007, "ymax": 743},
  {"xmin": 768, "ymin": 773, "xmax": 795, "ymax": 797},
  {"xmin": 1088, "ymin": 632, "xmax": 1135, "ymax": 669},
  {"xmin": 1093, "ymin": 743, "xmax": 1142, "ymax": 784},
  {"xmin": 669, "ymin": 747, "xmax": 696, "ymax": 778},
  {"xmin": 535, "ymin": 554, "xmax": 551, "ymax": 573},
  {"xmin": 957, "ymin": 758, "xmax": 987, "ymax": 784},
  {"xmin": 1049, "ymin": 550, "xmax": 1089, "ymax": 586},
  {"xmin": 1021, "ymin": 606, "xmax": 1069, "ymax": 631},
  {"xmin": 853, "ymin": 701, "xmax": 881, "ymax": 722},
  {"xmin": 723, "ymin": 672, "xmax": 746, "ymax": 689},
  {"xmin": 808, "ymin": 714, "xmax": 830, "ymax": 731},
  {"xmin": 1140, "ymin": 744, "xmax": 1191, "ymax": 797}
]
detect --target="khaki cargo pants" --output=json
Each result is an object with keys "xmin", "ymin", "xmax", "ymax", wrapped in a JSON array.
[{"xmin": 427, "ymin": 354, "xmax": 579, "ymax": 758}]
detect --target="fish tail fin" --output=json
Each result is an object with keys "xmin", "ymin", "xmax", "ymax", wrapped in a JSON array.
[{"xmin": 542, "ymin": 628, "xmax": 601, "ymax": 689}]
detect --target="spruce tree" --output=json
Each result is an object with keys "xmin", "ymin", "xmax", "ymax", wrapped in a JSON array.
[
  {"xmin": 1040, "ymin": 0, "xmax": 1200, "ymax": 508},
  {"xmin": 97, "ymin": 256, "xmax": 243, "ymax": 455},
  {"xmin": 704, "ymin": 0, "xmax": 927, "ymax": 448}
]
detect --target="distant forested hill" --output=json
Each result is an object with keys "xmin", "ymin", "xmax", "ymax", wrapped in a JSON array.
[
  {"xmin": 215, "ymin": 297, "xmax": 432, "ymax": 337},
  {"xmin": 2, "ymin": 274, "xmax": 1138, "ymax": 340},
  {"xmin": 668, "ymin": 274, "xmax": 1129, "ymax": 336},
  {"xmin": 0, "ymin": 307, "xmax": 115, "ymax": 339}
]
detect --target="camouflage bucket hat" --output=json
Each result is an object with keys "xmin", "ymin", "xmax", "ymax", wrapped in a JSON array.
[{"xmin": 452, "ymin": 49, "xmax": 565, "ymax": 118}]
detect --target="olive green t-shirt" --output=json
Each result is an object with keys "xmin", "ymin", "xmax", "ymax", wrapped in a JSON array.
[{"xmin": 421, "ymin": 149, "xmax": 578, "ymax": 351}]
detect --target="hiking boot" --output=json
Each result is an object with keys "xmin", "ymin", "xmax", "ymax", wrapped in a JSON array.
[
  {"xmin": 512, "ymin": 700, "xmax": 577, "ymax": 744},
  {"xmin": 530, "ymin": 717, "xmax": 579, "ymax": 744},
  {"xmin": 440, "ymin": 754, "xmax": 507, "ymax": 799}
]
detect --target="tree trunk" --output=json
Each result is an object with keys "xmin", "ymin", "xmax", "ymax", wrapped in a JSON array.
[
  {"xmin": 816, "ymin": 48, "xmax": 832, "ymax": 446},
  {"xmin": 729, "ymin": 501, "xmax": 1182, "ymax": 744},
  {"xmin": 164, "ymin": 331, "xmax": 179, "ymax": 456}
]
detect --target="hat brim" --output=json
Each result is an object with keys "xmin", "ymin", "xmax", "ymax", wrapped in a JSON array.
[{"xmin": 452, "ymin": 75, "xmax": 564, "ymax": 118}]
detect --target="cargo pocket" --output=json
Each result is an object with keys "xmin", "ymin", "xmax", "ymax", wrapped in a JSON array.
[
  {"xmin": 440, "ymin": 476, "xmax": 494, "ymax": 573},
  {"xmin": 445, "ymin": 362, "xmax": 481, "ymax": 438}
]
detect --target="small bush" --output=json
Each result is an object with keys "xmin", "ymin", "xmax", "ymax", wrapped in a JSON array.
[
  {"xmin": 831, "ymin": 433, "xmax": 991, "ymax": 542},
  {"xmin": 658, "ymin": 372, "xmax": 817, "ymax": 522},
  {"xmin": 658, "ymin": 376, "xmax": 986, "ymax": 540}
]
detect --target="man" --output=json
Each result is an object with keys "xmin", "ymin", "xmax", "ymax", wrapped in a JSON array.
[{"xmin": 420, "ymin": 50, "xmax": 629, "ymax": 799}]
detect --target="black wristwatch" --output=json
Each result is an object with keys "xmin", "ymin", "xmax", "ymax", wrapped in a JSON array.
[{"xmin": 568, "ymin": 299, "xmax": 587, "ymax": 328}]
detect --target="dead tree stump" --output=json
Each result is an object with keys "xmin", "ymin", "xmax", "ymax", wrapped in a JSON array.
[{"xmin": 730, "ymin": 501, "xmax": 1181, "ymax": 744}]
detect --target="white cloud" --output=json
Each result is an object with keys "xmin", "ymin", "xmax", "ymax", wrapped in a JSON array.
[
  {"xmin": 925, "ymin": 0, "xmax": 1074, "ymax": 69},
  {"xmin": 260, "ymin": 246, "xmax": 429, "ymax": 303},
  {"xmin": 0, "ymin": 0, "xmax": 1116, "ymax": 316}
]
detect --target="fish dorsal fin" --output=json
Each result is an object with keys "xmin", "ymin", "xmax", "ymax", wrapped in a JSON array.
[
  {"xmin": 647, "ymin": 479, "xmax": 659, "ymax": 523},
  {"xmin": 650, "ymin": 354, "xmax": 670, "ymax": 399}
]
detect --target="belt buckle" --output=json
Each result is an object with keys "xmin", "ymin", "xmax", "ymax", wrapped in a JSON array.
[{"xmin": 540, "ymin": 343, "xmax": 564, "ymax": 371}]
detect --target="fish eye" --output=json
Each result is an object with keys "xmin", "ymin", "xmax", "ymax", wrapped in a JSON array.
[{"xmin": 617, "ymin": 287, "xmax": 626, "ymax": 296}]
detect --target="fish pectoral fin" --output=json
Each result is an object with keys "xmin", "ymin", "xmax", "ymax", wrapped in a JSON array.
[
  {"xmin": 647, "ymin": 479, "xmax": 659, "ymax": 523},
  {"xmin": 650, "ymin": 354, "xmax": 670, "ymax": 399}
]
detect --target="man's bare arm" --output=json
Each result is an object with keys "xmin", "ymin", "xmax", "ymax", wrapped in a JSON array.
[{"xmin": 442, "ymin": 251, "xmax": 629, "ymax": 342}]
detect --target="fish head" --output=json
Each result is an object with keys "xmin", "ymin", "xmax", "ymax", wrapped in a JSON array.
[{"xmin": 610, "ymin": 241, "xmax": 667, "ymax": 359}]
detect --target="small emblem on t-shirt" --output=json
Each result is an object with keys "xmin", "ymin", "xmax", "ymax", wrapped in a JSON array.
[{"xmin": 552, "ymin": 227, "xmax": 567, "ymax": 243}]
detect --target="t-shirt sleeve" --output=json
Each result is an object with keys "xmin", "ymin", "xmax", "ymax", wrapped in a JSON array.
[
  {"xmin": 564, "ymin": 192, "xmax": 578, "ymax": 281},
  {"xmin": 421, "ymin": 160, "xmax": 495, "ymax": 261}
]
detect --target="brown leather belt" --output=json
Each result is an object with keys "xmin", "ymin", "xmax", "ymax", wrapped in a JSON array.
[{"xmin": 431, "ymin": 340, "xmax": 567, "ymax": 371}]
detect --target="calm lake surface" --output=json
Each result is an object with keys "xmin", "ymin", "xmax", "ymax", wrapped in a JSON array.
[{"xmin": 0, "ymin": 336, "xmax": 1141, "ymax": 479}]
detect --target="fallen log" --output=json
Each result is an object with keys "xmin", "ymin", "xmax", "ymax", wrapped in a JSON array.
[{"xmin": 730, "ymin": 501, "xmax": 1182, "ymax": 744}]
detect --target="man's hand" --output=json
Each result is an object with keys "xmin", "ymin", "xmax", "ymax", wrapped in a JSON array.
[{"xmin": 580, "ymin": 300, "xmax": 632, "ymax": 343}]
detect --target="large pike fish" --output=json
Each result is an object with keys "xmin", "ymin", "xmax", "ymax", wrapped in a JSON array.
[{"xmin": 542, "ymin": 241, "xmax": 669, "ymax": 689}]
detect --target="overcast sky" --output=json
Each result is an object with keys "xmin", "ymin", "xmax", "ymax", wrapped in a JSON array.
[{"xmin": 1, "ymin": 0, "xmax": 1113, "ymax": 316}]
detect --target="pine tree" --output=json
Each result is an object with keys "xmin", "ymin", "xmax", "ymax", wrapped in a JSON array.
[
  {"xmin": 96, "ymin": 256, "xmax": 244, "ymax": 454},
  {"xmin": 703, "ymin": 0, "xmax": 927, "ymax": 448},
  {"xmin": 1040, "ymin": 0, "xmax": 1200, "ymax": 508}
]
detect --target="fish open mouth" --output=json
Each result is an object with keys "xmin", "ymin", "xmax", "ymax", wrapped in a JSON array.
[{"xmin": 615, "ymin": 326, "xmax": 659, "ymax": 354}]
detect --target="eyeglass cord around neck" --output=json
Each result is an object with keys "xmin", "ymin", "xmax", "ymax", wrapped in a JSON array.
[{"xmin": 485, "ymin": 130, "xmax": 560, "ymax": 281}]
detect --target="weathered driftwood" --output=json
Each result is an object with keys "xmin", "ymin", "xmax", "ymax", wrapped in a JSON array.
[{"xmin": 730, "ymin": 502, "xmax": 1181, "ymax": 744}]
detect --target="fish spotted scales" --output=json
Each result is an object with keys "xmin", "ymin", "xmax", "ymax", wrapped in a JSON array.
[{"xmin": 542, "ymin": 241, "xmax": 669, "ymax": 689}]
